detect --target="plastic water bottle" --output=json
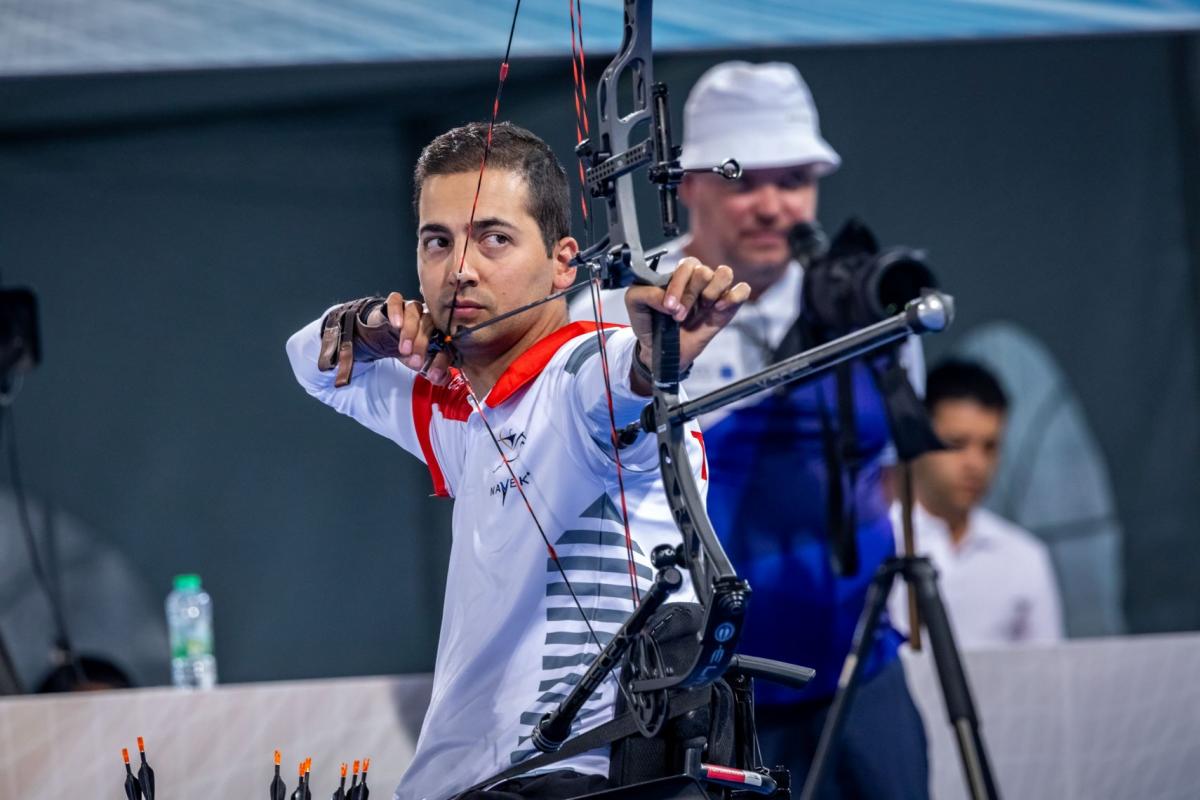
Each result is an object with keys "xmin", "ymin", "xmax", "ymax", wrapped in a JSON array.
[{"xmin": 166, "ymin": 573, "xmax": 218, "ymax": 689}]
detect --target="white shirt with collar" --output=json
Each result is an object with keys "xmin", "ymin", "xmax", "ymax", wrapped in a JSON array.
[{"xmin": 887, "ymin": 502, "xmax": 1064, "ymax": 649}]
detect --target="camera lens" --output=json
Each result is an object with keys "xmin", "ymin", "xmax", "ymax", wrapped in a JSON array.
[{"xmin": 869, "ymin": 251, "xmax": 937, "ymax": 319}]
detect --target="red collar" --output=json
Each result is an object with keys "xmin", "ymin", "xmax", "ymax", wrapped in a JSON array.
[{"xmin": 485, "ymin": 320, "xmax": 622, "ymax": 408}]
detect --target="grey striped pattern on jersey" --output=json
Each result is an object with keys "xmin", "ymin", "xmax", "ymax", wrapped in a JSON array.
[{"xmin": 508, "ymin": 492, "xmax": 653, "ymax": 765}]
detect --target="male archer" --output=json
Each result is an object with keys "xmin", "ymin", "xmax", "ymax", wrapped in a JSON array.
[{"xmin": 287, "ymin": 122, "xmax": 749, "ymax": 800}]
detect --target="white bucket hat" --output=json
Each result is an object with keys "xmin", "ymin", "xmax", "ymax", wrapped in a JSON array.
[{"xmin": 680, "ymin": 61, "xmax": 841, "ymax": 175}]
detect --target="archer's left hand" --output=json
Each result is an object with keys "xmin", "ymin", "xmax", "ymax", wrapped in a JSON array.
[{"xmin": 625, "ymin": 257, "xmax": 751, "ymax": 388}]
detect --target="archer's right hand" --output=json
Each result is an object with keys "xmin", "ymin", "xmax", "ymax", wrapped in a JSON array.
[{"xmin": 378, "ymin": 292, "xmax": 454, "ymax": 385}]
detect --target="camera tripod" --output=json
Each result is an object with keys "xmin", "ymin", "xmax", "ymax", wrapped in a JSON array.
[{"xmin": 799, "ymin": 465, "xmax": 1000, "ymax": 800}]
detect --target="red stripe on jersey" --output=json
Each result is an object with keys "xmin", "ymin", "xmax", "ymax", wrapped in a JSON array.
[
  {"xmin": 486, "ymin": 320, "xmax": 623, "ymax": 408},
  {"xmin": 412, "ymin": 370, "xmax": 472, "ymax": 497}
]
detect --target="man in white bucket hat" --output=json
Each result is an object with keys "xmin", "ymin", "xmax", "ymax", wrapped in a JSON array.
[
  {"xmin": 572, "ymin": 61, "xmax": 929, "ymax": 798},
  {"xmin": 675, "ymin": 61, "xmax": 840, "ymax": 301}
]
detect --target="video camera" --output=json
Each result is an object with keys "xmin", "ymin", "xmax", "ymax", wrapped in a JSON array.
[
  {"xmin": 781, "ymin": 219, "xmax": 943, "ymax": 577},
  {"xmin": 790, "ymin": 218, "xmax": 938, "ymax": 344}
]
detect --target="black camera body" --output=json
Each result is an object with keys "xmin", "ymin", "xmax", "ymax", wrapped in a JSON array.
[{"xmin": 791, "ymin": 218, "xmax": 938, "ymax": 345}]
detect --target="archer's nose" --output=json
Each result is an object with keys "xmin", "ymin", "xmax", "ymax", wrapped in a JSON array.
[{"xmin": 450, "ymin": 251, "xmax": 481, "ymax": 287}]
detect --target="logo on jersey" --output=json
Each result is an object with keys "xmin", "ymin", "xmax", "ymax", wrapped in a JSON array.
[
  {"xmin": 490, "ymin": 428, "xmax": 528, "ymax": 473},
  {"xmin": 488, "ymin": 428, "xmax": 532, "ymax": 505},
  {"xmin": 491, "ymin": 470, "xmax": 532, "ymax": 505}
]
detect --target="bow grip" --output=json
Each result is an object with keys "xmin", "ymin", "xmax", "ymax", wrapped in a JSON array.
[{"xmin": 651, "ymin": 310, "xmax": 681, "ymax": 390}]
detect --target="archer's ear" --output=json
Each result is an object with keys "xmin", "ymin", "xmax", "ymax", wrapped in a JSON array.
[{"xmin": 552, "ymin": 236, "xmax": 579, "ymax": 290}]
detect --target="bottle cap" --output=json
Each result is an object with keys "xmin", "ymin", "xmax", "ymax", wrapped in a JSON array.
[{"xmin": 173, "ymin": 574, "xmax": 202, "ymax": 590}]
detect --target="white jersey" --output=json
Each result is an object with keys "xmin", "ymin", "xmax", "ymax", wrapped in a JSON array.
[
  {"xmin": 287, "ymin": 316, "xmax": 704, "ymax": 800},
  {"xmin": 569, "ymin": 236, "xmax": 925, "ymax": 431}
]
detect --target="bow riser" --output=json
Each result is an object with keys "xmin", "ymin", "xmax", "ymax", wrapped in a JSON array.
[{"xmin": 633, "ymin": 313, "xmax": 750, "ymax": 691}]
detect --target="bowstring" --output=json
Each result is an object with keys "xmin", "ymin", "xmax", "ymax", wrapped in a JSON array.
[
  {"xmin": 570, "ymin": 0, "xmax": 641, "ymax": 609},
  {"xmin": 460, "ymin": 383, "xmax": 612, "ymax": 655},
  {"xmin": 443, "ymin": 0, "xmax": 633, "ymax": 679},
  {"xmin": 443, "ymin": 0, "xmax": 523, "ymax": 347}
]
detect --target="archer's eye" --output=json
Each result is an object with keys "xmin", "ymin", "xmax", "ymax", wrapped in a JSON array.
[
  {"xmin": 422, "ymin": 236, "xmax": 451, "ymax": 254},
  {"xmin": 482, "ymin": 232, "xmax": 511, "ymax": 247}
]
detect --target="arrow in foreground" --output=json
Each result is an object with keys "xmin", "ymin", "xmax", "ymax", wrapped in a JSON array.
[
  {"xmin": 136, "ymin": 736, "xmax": 155, "ymax": 800},
  {"xmin": 270, "ymin": 749, "xmax": 287, "ymax": 800},
  {"xmin": 121, "ymin": 748, "xmax": 143, "ymax": 800}
]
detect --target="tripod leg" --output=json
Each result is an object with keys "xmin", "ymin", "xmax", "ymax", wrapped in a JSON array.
[
  {"xmin": 798, "ymin": 561, "xmax": 900, "ymax": 800},
  {"xmin": 907, "ymin": 558, "xmax": 1000, "ymax": 800}
]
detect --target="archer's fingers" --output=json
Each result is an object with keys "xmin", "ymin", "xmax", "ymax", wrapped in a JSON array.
[
  {"xmin": 397, "ymin": 299, "xmax": 425, "ymax": 358},
  {"xmin": 386, "ymin": 292, "xmax": 407, "ymax": 329},
  {"xmin": 684, "ymin": 279, "xmax": 751, "ymax": 333},
  {"xmin": 661, "ymin": 257, "xmax": 700, "ymax": 319},
  {"xmin": 696, "ymin": 264, "xmax": 735, "ymax": 309},
  {"xmin": 405, "ymin": 311, "xmax": 438, "ymax": 371},
  {"xmin": 675, "ymin": 263, "xmax": 718, "ymax": 320},
  {"xmin": 424, "ymin": 349, "xmax": 454, "ymax": 386},
  {"xmin": 419, "ymin": 310, "xmax": 454, "ymax": 385},
  {"xmin": 714, "ymin": 281, "xmax": 752, "ymax": 314}
]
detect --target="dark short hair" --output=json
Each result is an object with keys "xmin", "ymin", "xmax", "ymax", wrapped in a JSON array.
[
  {"xmin": 413, "ymin": 121, "xmax": 570, "ymax": 255},
  {"xmin": 925, "ymin": 359, "xmax": 1009, "ymax": 415}
]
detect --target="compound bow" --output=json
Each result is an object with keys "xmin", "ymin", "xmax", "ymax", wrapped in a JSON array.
[{"xmin": 434, "ymin": 0, "xmax": 955, "ymax": 783}]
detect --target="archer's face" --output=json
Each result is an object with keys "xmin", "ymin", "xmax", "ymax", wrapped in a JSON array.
[
  {"xmin": 680, "ymin": 165, "xmax": 819, "ymax": 296},
  {"xmin": 916, "ymin": 400, "xmax": 1006, "ymax": 518},
  {"xmin": 417, "ymin": 168, "xmax": 577, "ymax": 355}
]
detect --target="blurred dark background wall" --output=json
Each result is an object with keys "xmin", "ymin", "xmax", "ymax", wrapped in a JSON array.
[{"xmin": 1, "ymin": 32, "xmax": 1197, "ymax": 683}]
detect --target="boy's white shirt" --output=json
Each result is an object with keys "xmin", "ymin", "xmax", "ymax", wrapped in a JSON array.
[
  {"xmin": 888, "ymin": 502, "xmax": 1064, "ymax": 649},
  {"xmin": 287, "ymin": 316, "xmax": 703, "ymax": 800}
]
